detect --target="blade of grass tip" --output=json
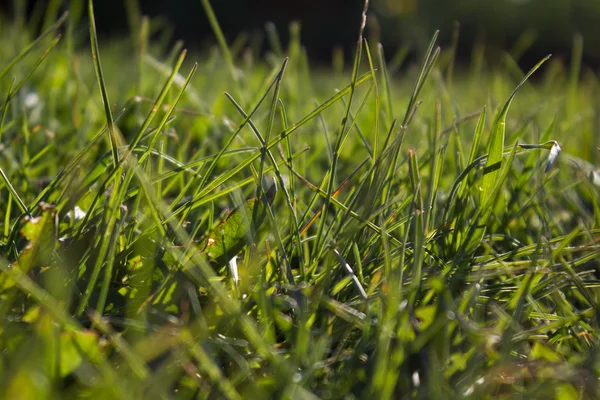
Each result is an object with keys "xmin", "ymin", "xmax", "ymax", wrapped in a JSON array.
[
  {"xmin": 200, "ymin": 0, "xmax": 243, "ymax": 99},
  {"xmin": 88, "ymin": 0, "xmax": 119, "ymax": 168},
  {"xmin": 568, "ymin": 33, "xmax": 583, "ymax": 119},
  {"xmin": 314, "ymin": 0, "xmax": 370, "ymax": 258},
  {"xmin": 0, "ymin": 34, "xmax": 62, "ymax": 114},
  {"xmin": 136, "ymin": 16, "xmax": 150, "ymax": 96},
  {"xmin": 403, "ymin": 31, "xmax": 439, "ymax": 126},
  {"xmin": 364, "ymin": 40, "xmax": 380, "ymax": 158},
  {"xmin": 42, "ymin": 0, "xmax": 63, "ymax": 31},
  {"xmin": 480, "ymin": 55, "xmax": 551, "ymax": 206},
  {"xmin": 446, "ymin": 21, "xmax": 460, "ymax": 98},
  {"xmin": 129, "ymin": 51, "xmax": 189, "ymax": 158},
  {"xmin": 66, "ymin": 1, "xmax": 84, "ymax": 56},
  {"xmin": 265, "ymin": 22, "xmax": 283, "ymax": 57},
  {"xmin": 0, "ymin": 11, "xmax": 68, "ymax": 80},
  {"xmin": 124, "ymin": 0, "xmax": 142, "ymax": 37},
  {"xmin": 378, "ymin": 43, "xmax": 394, "ymax": 132},
  {"xmin": 383, "ymin": 33, "xmax": 439, "ymax": 204},
  {"xmin": 138, "ymin": 62, "xmax": 197, "ymax": 166}
]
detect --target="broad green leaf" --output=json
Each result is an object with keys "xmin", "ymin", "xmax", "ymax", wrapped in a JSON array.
[
  {"xmin": 59, "ymin": 329, "xmax": 102, "ymax": 377},
  {"xmin": 531, "ymin": 342, "xmax": 562, "ymax": 362},
  {"xmin": 16, "ymin": 206, "xmax": 57, "ymax": 273},
  {"xmin": 201, "ymin": 181, "xmax": 277, "ymax": 265}
]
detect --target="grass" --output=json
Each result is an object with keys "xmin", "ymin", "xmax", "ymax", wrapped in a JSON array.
[{"xmin": 1, "ymin": 0, "xmax": 600, "ymax": 398}]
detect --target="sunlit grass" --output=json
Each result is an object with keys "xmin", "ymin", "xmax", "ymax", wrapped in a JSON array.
[{"xmin": 1, "ymin": 1, "xmax": 600, "ymax": 398}]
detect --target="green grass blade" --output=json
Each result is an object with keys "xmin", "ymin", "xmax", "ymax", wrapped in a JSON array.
[
  {"xmin": 0, "ymin": 11, "xmax": 68, "ymax": 80},
  {"xmin": 480, "ymin": 55, "xmax": 551, "ymax": 205},
  {"xmin": 0, "ymin": 34, "xmax": 62, "ymax": 114},
  {"xmin": 314, "ymin": 0, "xmax": 370, "ymax": 258},
  {"xmin": 378, "ymin": 43, "xmax": 394, "ymax": 131},
  {"xmin": 0, "ymin": 167, "xmax": 30, "ymax": 217},
  {"xmin": 88, "ymin": 0, "xmax": 119, "ymax": 168},
  {"xmin": 129, "ymin": 49, "xmax": 189, "ymax": 156},
  {"xmin": 199, "ymin": 0, "xmax": 242, "ymax": 99}
]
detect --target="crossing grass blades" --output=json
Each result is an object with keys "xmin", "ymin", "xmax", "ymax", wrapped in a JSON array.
[{"xmin": 0, "ymin": 0, "xmax": 600, "ymax": 398}]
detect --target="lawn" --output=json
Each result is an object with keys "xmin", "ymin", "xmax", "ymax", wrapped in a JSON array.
[{"xmin": 1, "ymin": 1, "xmax": 600, "ymax": 399}]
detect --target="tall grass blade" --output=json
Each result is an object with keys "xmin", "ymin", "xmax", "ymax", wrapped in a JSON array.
[
  {"xmin": 480, "ymin": 55, "xmax": 551, "ymax": 205},
  {"xmin": 88, "ymin": 0, "xmax": 119, "ymax": 167}
]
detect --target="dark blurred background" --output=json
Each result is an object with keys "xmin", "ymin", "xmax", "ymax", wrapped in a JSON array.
[{"xmin": 2, "ymin": 0, "xmax": 600, "ymax": 68}]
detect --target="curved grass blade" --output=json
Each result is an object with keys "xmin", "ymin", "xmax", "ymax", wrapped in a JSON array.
[
  {"xmin": 252, "ymin": 58, "xmax": 288, "ymax": 241},
  {"xmin": 0, "ymin": 168, "xmax": 30, "ymax": 217},
  {"xmin": 200, "ymin": 0, "xmax": 242, "ymax": 99},
  {"xmin": 88, "ymin": 0, "xmax": 119, "ymax": 167},
  {"xmin": 0, "ymin": 34, "xmax": 62, "ymax": 114},
  {"xmin": 480, "ymin": 54, "xmax": 551, "ymax": 205},
  {"xmin": 130, "ymin": 49, "xmax": 189, "ymax": 157},
  {"xmin": 198, "ymin": 70, "xmax": 373, "ymax": 199},
  {"xmin": 0, "ymin": 12, "xmax": 68, "ymax": 81},
  {"xmin": 315, "ymin": 0, "xmax": 370, "ymax": 258}
]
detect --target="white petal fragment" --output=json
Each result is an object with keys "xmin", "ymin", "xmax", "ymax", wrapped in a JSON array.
[
  {"xmin": 545, "ymin": 141, "xmax": 561, "ymax": 172},
  {"xmin": 229, "ymin": 256, "xmax": 239, "ymax": 285}
]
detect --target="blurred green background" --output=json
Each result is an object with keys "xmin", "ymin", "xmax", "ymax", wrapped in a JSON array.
[{"xmin": 2, "ymin": 0, "xmax": 600, "ymax": 66}]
